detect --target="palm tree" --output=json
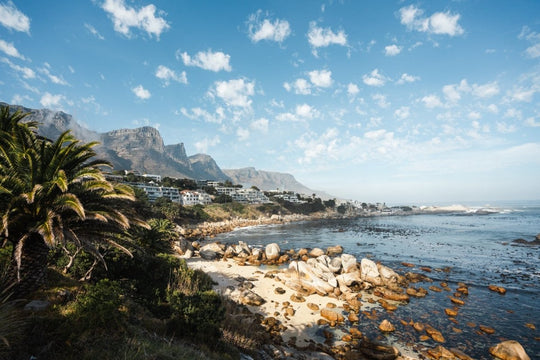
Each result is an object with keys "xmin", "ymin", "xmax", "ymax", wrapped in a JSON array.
[{"xmin": 0, "ymin": 106, "xmax": 147, "ymax": 297}]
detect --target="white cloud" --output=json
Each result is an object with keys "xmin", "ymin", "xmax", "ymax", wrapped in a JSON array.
[
  {"xmin": 518, "ymin": 26, "xmax": 540, "ymax": 59},
  {"xmin": 101, "ymin": 0, "xmax": 169, "ymax": 39},
  {"xmin": 307, "ymin": 21, "xmax": 347, "ymax": 55},
  {"xmin": 211, "ymin": 78, "xmax": 255, "ymax": 107},
  {"xmin": 284, "ymin": 78, "xmax": 311, "ymax": 95},
  {"xmin": 1, "ymin": 57, "xmax": 34, "ymax": 78},
  {"xmin": 40, "ymin": 92, "xmax": 65, "ymax": 109},
  {"xmin": 195, "ymin": 135, "xmax": 220, "ymax": 153},
  {"xmin": 155, "ymin": 65, "xmax": 187, "ymax": 85},
  {"xmin": 487, "ymin": 104, "xmax": 499, "ymax": 114},
  {"xmin": 509, "ymin": 87, "xmax": 535, "ymax": 102},
  {"xmin": 372, "ymin": 93, "xmax": 389, "ymax": 108},
  {"xmin": 468, "ymin": 111, "xmax": 481, "ymax": 120},
  {"xmin": 347, "ymin": 83, "xmax": 359, "ymax": 96},
  {"xmin": 11, "ymin": 93, "xmax": 32, "ymax": 104},
  {"xmin": 250, "ymin": 117, "xmax": 269, "ymax": 132},
  {"xmin": 236, "ymin": 127, "xmax": 250, "ymax": 141},
  {"xmin": 308, "ymin": 69, "xmax": 332, "ymax": 87},
  {"xmin": 132, "ymin": 84, "xmax": 151, "ymax": 99},
  {"xmin": 295, "ymin": 128, "xmax": 340, "ymax": 164},
  {"xmin": 180, "ymin": 107, "xmax": 224, "ymax": 124},
  {"xmin": 39, "ymin": 64, "xmax": 68, "ymax": 85},
  {"xmin": 399, "ymin": 5, "xmax": 464, "ymax": 36},
  {"xmin": 247, "ymin": 10, "xmax": 290, "ymax": 43},
  {"xmin": 296, "ymin": 103, "xmax": 316, "ymax": 119},
  {"xmin": 276, "ymin": 103, "xmax": 318, "ymax": 122},
  {"xmin": 179, "ymin": 49, "xmax": 232, "ymax": 72},
  {"xmin": 472, "ymin": 81, "xmax": 499, "ymax": 98},
  {"xmin": 0, "ymin": 1, "xmax": 30, "ymax": 33},
  {"xmin": 525, "ymin": 117, "xmax": 540, "ymax": 127},
  {"xmin": 394, "ymin": 106, "xmax": 410, "ymax": 120},
  {"xmin": 363, "ymin": 69, "xmax": 387, "ymax": 87},
  {"xmin": 396, "ymin": 73, "xmax": 420, "ymax": 84},
  {"xmin": 504, "ymin": 108, "xmax": 522, "ymax": 119},
  {"xmin": 384, "ymin": 44, "xmax": 401, "ymax": 56},
  {"xmin": 442, "ymin": 84, "xmax": 461, "ymax": 102},
  {"xmin": 496, "ymin": 122, "xmax": 516, "ymax": 134},
  {"xmin": 421, "ymin": 94, "xmax": 443, "ymax": 108},
  {"xmin": 84, "ymin": 23, "xmax": 105, "ymax": 40},
  {"xmin": 0, "ymin": 39, "xmax": 25, "ymax": 59}
]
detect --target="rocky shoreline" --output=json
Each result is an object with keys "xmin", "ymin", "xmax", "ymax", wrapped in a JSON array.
[
  {"xmin": 177, "ymin": 211, "xmax": 347, "ymax": 240},
  {"xmin": 179, "ymin": 238, "xmax": 531, "ymax": 360}
]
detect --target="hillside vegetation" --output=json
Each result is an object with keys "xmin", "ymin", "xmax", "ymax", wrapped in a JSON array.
[{"xmin": 0, "ymin": 105, "xmax": 343, "ymax": 360}]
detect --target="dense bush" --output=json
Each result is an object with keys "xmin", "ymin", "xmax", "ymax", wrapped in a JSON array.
[
  {"xmin": 73, "ymin": 279, "xmax": 125, "ymax": 330},
  {"xmin": 167, "ymin": 290, "xmax": 224, "ymax": 340}
]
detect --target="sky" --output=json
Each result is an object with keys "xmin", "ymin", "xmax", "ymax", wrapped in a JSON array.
[{"xmin": 1, "ymin": 0, "xmax": 540, "ymax": 204}]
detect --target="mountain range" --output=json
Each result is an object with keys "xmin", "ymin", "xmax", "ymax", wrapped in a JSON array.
[{"xmin": 1, "ymin": 102, "xmax": 327, "ymax": 197}]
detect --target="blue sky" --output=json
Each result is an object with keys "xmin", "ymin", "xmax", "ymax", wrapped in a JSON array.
[{"xmin": 1, "ymin": 0, "xmax": 540, "ymax": 204}]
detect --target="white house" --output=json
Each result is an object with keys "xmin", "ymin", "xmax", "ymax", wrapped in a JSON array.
[
  {"xmin": 180, "ymin": 190, "xmax": 212, "ymax": 206},
  {"xmin": 130, "ymin": 183, "xmax": 180, "ymax": 202}
]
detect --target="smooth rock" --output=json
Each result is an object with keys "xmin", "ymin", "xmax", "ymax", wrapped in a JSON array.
[
  {"xmin": 361, "ymin": 258, "xmax": 382, "ymax": 285},
  {"xmin": 488, "ymin": 284, "xmax": 507, "ymax": 295},
  {"xmin": 489, "ymin": 340, "xmax": 530, "ymax": 360},
  {"xmin": 328, "ymin": 257, "xmax": 342, "ymax": 273},
  {"xmin": 321, "ymin": 308, "xmax": 344, "ymax": 323},
  {"xmin": 479, "ymin": 325, "xmax": 495, "ymax": 334},
  {"xmin": 309, "ymin": 248, "xmax": 325, "ymax": 258},
  {"xmin": 341, "ymin": 254, "xmax": 358, "ymax": 273},
  {"xmin": 226, "ymin": 288, "xmax": 265, "ymax": 306},
  {"xmin": 377, "ymin": 263, "xmax": 401, "ymax": 287},
  {"xmin": 265, "ymin": 243, "xmax": 281, "ymax": 261},
  {"xmin": 379, "ymin": 319, "xmax": 395, "ymax": 332},
  {"xmin": 326, "ymin": 245, "xmax": 343, "ymax": 256},
  {"xmin": 199, "ymin": 242, "xmax": 224, "ymax": 260}
]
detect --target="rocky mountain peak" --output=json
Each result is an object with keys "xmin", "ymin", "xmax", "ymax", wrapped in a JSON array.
[{"xmin": 101, "ymin": 126, "xmax": 165, "ymax": 154}]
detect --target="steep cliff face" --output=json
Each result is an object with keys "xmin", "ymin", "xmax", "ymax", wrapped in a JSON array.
[
  {"xmin": 189, "ymin": 154, "xmax": 230, "ymax": 181},
  {"xmin": 165, "ymin": 143, "xmax": 191, "ymax": 167},
  {"xmin": 99, "ymin": 127, "xmax": 194, "ymax": 178}
]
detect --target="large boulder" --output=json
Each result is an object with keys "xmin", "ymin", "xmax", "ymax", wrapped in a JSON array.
[
  {"xmin": 361, "ymin": 258, "xmax": 382, "ymax": 285},
  {"xmin": 226, "ymin": 287, "xmax": 266, "ymax": 306},
  {"xmin": 377, "ymin": 263, "xmax": 403, "ymax": 289},
  {"xmin": 265, "ymin": 243, "xmax": 281, "ymax": 261},
  {"xmin": 328, "ymin": 257, "xmax": 342, "ymax": 273},
  {"xmin": 286, "ymin": 261, "xmax": 335, "ymax": 295},
  {"xmin": 336, "ymin": 271, "xmax": 362, "ymax": 288},
  {"xmin": 326, "ymin": 245, "xmax": 343, "ymax": 256},
  {"xmin": 341, "ymin": 254, "xmax": 358, "ymax": 273},
  {"xmin": 489, "ymin": 340, "xmax": 530, "ymax": 360},
  {"xmin": 309, "ymin": 248, "xmax": 325, "ymax": 258},
  {"xmin": 199, "ymin": 242, "xmax": 225, "ymax": 260}
]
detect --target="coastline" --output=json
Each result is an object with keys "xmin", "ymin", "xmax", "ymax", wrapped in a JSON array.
[
  {"xmin": 177, "ymin": 203, "xmax": 501, "ymax": 241},
  {"xmin": 179, "ymin": 205, "xmax": 537, "ymax": 360}
]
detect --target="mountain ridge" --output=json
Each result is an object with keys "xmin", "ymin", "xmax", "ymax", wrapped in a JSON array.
[{"xmin": 1, "ymin": 102, "xmax": 329, "ymax": 197}]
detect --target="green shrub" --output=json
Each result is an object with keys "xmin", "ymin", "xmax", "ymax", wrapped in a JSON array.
[
  {"xmin": 167, "ymin": 290, "xmax": 224, "ymax": 340},
  {"xmin": 170, "ymin": 259, "xmax": 215, "ymax": 296},
  {"xmin": 73, "ymin": 279, "xmax": 125, "ymax": 330}
]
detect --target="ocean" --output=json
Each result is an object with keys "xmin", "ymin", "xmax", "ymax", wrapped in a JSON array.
[{"xmin": 213, "ymin": 201, "xmax": 540, "ymax": 359}]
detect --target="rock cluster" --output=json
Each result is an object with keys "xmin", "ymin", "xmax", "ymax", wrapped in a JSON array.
[{"xmin": 185, "ymin": 239, "xmax": 532, "ymax": 360}]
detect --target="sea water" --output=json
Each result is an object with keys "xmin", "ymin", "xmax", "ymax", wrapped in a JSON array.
[{"xmin": 214, "ymin": 201, "xmax": 540, "ymax": 359}]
